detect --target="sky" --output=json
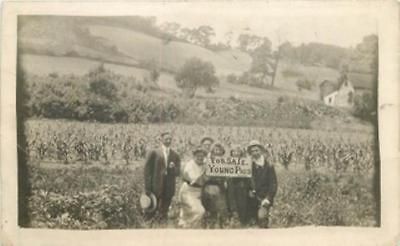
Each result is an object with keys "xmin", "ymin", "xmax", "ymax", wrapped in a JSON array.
[{"xmin": 124, "ymin": 1, "xmax": 378, "ymax": 49}]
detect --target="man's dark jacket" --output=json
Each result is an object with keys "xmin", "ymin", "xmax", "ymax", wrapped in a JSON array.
[
  {"xmin": 144, "ymin": 147, "xmax": 181, "ymax": 198},
  {"xmin": 251, "ymin": 157, "xmax": 278, "ymax": 205}
]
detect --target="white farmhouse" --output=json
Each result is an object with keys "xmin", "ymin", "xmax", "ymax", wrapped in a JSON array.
[
  {"xmin": 319, "ymin": 78, "xmax": 354, "ymax": 108},
  {"xmin": 319, "ymin": 72, "xmax": 374, "ymax": 108}
]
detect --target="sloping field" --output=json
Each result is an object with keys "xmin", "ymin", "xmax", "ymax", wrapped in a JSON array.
[
  {"xmin": 276, "ymin": 62, "xmax": 340, "ymax": 91},
  {"xmin": 18, "ymin": 17, "xmax": 139, "ymax": 67},
  {"xmin": 20, "ymin": 54, "xmax": 146, "ymax": 78},
  {"xmin": 20, "ymin": 54, "xmax": 321, "ymax": 101},
  {"xmin": 87, "ymin": 25, "xmax": 251, "ymax": 75},
  {"xmin": 20, "ymin": 54, "xmax": 102, "ymax": 76}
]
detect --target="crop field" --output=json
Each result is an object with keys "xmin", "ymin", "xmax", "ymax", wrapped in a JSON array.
[{"xmin": 22, "ymin": 119, "xmax": 378, "ymax": 229}]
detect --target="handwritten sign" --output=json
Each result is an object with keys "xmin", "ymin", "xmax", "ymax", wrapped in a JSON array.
[{"xmin": 206, "ymin": 157, "xmax": 252, "ymax": 178}]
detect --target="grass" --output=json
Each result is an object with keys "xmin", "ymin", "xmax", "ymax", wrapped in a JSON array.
[
  {"xmin": 270, "ymin": 167, "xmax": 376, "ymax": 227},
  {"xmin": 87, "ymin": 25, "xmax": 251, "ymax": 76},
  {"xmin": 25, "ymin": 161, "xmax": 377, "ymax": 229}
]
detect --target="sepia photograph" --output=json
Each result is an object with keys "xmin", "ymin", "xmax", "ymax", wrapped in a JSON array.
[
  {"xmin": 15, "ymin": 11, "xmax": 381, "ymax": 230},
  {"xmin": 1, "ymin": 0, "xmax": 399, "ymax": 245}
]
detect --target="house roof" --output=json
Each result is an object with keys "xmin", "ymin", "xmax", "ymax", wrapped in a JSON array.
[
  {"xmin": 319, "ymin": 80, "xmax": 338, "ymax": 98},
  {"xmin": 348, "ymin": 72, "xmax": 375, "ymax": 90}
]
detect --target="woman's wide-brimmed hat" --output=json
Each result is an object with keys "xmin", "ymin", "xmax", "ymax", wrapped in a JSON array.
[
  {"xmin": 139, "ymin": 193, "xmax": 157, "ymax": 213},
  {"xmin": 247, "ymin": 140, "xmax": 265, "ymax": 154},
  {"xmin": 192, "ymin": 146, "xmax": 208, "ymax": 156}
]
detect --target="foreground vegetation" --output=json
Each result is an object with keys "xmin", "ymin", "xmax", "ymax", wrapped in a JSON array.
[
  {"xmin": 26, "ymin": 162, "xmax": 376, "ymax": 229},
  {"xmin": 21, "ymin": 119, "xmax": 378, "ymax": 229}
]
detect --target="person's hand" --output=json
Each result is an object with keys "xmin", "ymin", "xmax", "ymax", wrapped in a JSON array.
[
  {"xmin": 261, "ymin": 198, "xmax": 271, "ymax": 207},
  {"xmin": 248, "ymin": 190, "xmax": 256, "ymax": 198}
]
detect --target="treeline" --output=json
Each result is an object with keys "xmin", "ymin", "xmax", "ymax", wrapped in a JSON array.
[{"xmin": 279, "ymin": 42, "xmax": 348, "ymax": 69}]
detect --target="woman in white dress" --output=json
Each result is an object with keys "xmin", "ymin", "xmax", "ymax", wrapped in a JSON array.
[{"xmin": 178, "ymin": 146, "xmax": 209, "ymax": 228}]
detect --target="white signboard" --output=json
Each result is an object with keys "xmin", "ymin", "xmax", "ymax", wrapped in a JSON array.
[{"xmin": 206, "ymin": 157, "xmax": 252, "ymax": 178}]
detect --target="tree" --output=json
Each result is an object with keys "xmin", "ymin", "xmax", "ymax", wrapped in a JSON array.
[
  {"xmin": 279, "ymin": 42, "xmax": 294, "ymax": 60},
  {"xmin": 195, "ymin": 25, "xmax": 215, "ymax": 47},
  {"xmin": 160, "ymin": 22, "xmax": 181, "ymax": 36},
  {"xmin": 179, "ymin": 27, "xmax": 193, "ymax": 42},
  {"xmin": 181, "ymin": 25, "xmax": 216, "ymax": 47},
  {"xmin": 224, "ymin": 31, "xmax": 234, "ymax": 48},
  {"xmin": 175, "ymin": 57, "xmax": 219, "ymax": 98},
  {"xmin": 351, "ymin": 34, "xmax": 378, "ymax": 123},
  {"xmin": 177, "ymin": 26, "xmax": 215, "ymax": 47},
  {"xmin": 353, "ymin": 92, "xmax": 375, "ymax": 121},
  {"xmin": 88, "ymin": 64, "xmax": 117, "ymax": 100},
  {"xmin": 237, "ymin": 34, "xmax": 266, "ymax": 53},
  {"xmin": 270, "ymin": 43, "xmax": 284, "ymax": 87},
  {"xmin": 147, "ymin": 60, "xmax": 160, "ymax": 86},
  {"xmin": 150, "ymin": 68, "xmax": 160, "ymax": 84},
  {"xmin": 249, "ymin": 38, "xmax": 275, "ymax": 85}
]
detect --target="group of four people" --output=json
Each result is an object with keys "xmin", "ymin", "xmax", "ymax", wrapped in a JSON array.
[{"xmin": 143, "ymin": 132, "xmax": 278, "ymax": 228}]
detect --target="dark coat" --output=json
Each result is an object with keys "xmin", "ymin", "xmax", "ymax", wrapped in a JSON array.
[
  {"xmin": 251, "ymin": 157, "xmax": 278, "ymax": 205},
  {"xmin": 144, "ymin": 147, "xmax": 181, "ymax": 199},
  {"xmin": 227, "ymin": 177, "xmax": 252, "ymax": 224},
  {"xmin": 226, "ymin": 156, "xmax": 277, "ymax": 225}
]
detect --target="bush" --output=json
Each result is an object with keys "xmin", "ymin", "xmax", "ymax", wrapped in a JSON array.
[
  {"xmin": 23, "ymin": 65, "xmax": 184, "ymax": 123},
  {"xmin": 353, "ymin": 92, "xmax": 376, "ymax": 122},
  {"xmin": 28, "ymin": 166, "xmax": 146, "ymax": 229},
  {"xmin": 234, "ymin": 72, "xmax": 274, "ymax": 90},
  {"xmin": 226, "ymin": 74, "xmax": 238, "ymax": 84},
  {"xmin": 21, "ymin": 65, "xmax": 356, "ymax": 128},
  {"xmin": 175, "ymin": 57, "xmax": 219, "ymax": 98},
  {"xmin": 271, "ymin": 171, "xmax": 376, "ymax": 227},
  {"xmin": 296, "ymin": 79, "xmax": 315, "ymax": 91},
  {"xmin": 282, "ymin": 68, "xmax": 303, "ymax": 78}
]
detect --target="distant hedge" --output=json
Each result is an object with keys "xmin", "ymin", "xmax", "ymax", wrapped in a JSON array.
[{"xmin": 19, "ymin": 65, "xmax": 352, "ymax": 129}]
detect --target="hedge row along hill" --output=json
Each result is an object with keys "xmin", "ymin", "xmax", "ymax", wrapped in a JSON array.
[{"xmin": 19, "ymin": 66, "xmax": 368, "ymax": 131}]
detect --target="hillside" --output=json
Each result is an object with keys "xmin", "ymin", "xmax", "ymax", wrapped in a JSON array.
[
  {"xmin": 18, "ymin": 16, "xmax": 139, "ymax": 67},
  {"xmin": 18, "ymin": 16, "xmax": 376, "ymax": 103},
  {"xmin": 18, "ymin": 16, "xmax": 251, "ymax": 76},
  {"xmin": 19, "ymin": 15, "xmax": 378, "ymax": 110},
  {"xmin": 20, "ymin": 54, "xmax": 330, "ymax": 102}
]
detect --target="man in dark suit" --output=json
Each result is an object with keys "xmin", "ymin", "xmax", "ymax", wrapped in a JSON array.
[
  {"xmin": 144, "ymin": 131, "xmax": 181, "ymax": 222},
  {"xmin": 247, "ymin": 140, "xmax": 278, "ymax": 228}
]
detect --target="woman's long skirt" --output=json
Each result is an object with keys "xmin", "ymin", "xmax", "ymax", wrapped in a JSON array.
[{"xmin": 178, "ymin": 182, "xmax": 205, "ymax": 228}]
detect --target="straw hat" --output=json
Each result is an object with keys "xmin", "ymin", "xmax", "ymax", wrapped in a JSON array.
[
  {"xmin": 200, "ymin": 136, "xmax": 214, "ymax": 144},
  {"xmin": 139, "ymin": 193, "xmax": 157, "ymax": 213},
  {"xmin": 258, "ymin": 206, "xmax": 270, "ymax": 220},
  {"xmin": 247, "ymin": 140, "xmax": 265, "ymax": 154}
]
